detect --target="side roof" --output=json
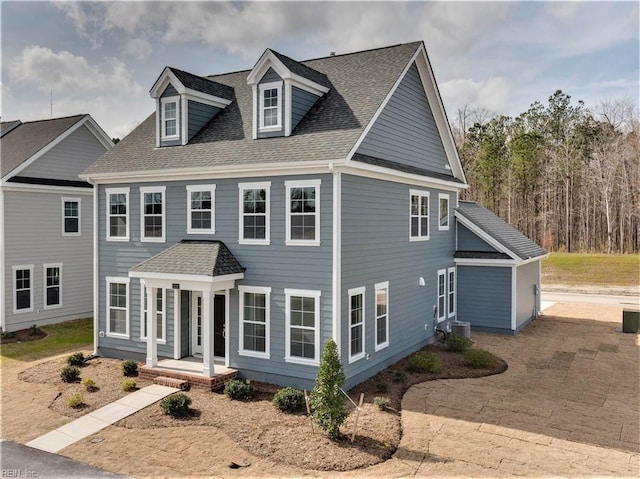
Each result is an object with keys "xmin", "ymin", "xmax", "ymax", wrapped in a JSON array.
[{"xmin": 455, "ymin": 201, "xmax": 547, "ymax": 261}]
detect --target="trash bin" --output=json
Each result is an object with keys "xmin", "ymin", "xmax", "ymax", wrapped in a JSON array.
[
  {"xmin": 622, "ymin": 309, "xmax": 640, "ymax": 333},
  {"xmin": 451, "ymin": 321, "xmax": 471, "ymax": 339}
]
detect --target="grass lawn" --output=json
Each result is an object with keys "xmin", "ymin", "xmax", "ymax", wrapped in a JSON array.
[
  {"xmin": 542, "ymin": 253, "xmax": 640, "ymax": 287},
  {"xmin": 0, "ymin": 317, "xmax": 93, "ymax": 365}
]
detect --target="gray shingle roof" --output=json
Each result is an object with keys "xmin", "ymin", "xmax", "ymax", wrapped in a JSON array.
[
  {"xmin": 167, "ymin": 67, "xmax": 235, "ymax": 101},
  {"xmin": 1, "ymin": 115, "xmax": 87, "ymax": 178},
  {"xmin": 1, "ymin": 120, "xmax": 22, "ymax": 137},
  {"xmin": 456, "ymin": 201, "xmax": 547, "ymax": 261},
  {"xmin": 84, "ymin": 42, "xmax": 423, "ymax": 176},
  {"xmin": 270, "ymin": 50, "xmax": 331, "ymax": 89},
  {"xmin": 353, "ymin": 153, "xmax": 461, "ymax": 183},
  {"xmin": 130, "ymin": 240, "xmax": 245, "ymax": 277}
]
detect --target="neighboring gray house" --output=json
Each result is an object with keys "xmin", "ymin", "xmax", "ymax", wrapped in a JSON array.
[
  {"xmin": 81, "ymin": 41, "xmax": 545, "ymax": 390},
  {"xmin": 1, "ymin": 115, "xmax": 113, "ymax": 332}
]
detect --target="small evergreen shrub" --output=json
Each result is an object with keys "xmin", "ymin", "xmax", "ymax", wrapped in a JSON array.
[
  {"xmin": 60, "ymin": 366, "xmax": 81, "ymax": 383},
  {"xmin": 375, "ymin": 380, "xmax": 389, "ymax": 393},
  {"xmin": 406, "ymin": 351, "xmax": 443, "ymax": 373},
  {"xmin": 160, "ymin": 393, "xmax": 192, "ymax": 417},
  {"xmin": 393, "ymin": 370, "xmax": 407, "ymax": 383},
  {"xmin": 463, "ymin": 349, "xmax": 498, "ymax": 369},
  {"xmin": 82, "ymin": 378, "xmax": 98, "ymax": 392},
  {"xmin": 67, "ymin": 352, "xmax": 85, "ymax": 367},
  {"xmin": 121, "ymin": 379, "xmax": 137, "ymax": 391},
  {"xmin": 223, "ymin": 379, "xmax": 254, "ymax": 400},
  {"xmin": 373, "ymin": 396, "xmax": 390, "ymax": 410},
  {"xmin": 446, "ymin": 332, "xmax": 471, "ymax": 353},
  {"xmin": 29, "ymin": 324, "xmax": 39, "ymax": 335},
  {"xmin": 1, "ymin": 331, "xmax": 16, "ymax": 340},
  {"xmin": 272, "ymin": 387, "xmax": 305, "ymax": 412},
  {"xmin": 67, "ymin": 392, "xmax": 84, "ymax": 409},
  {"xmin": 121, "ymin": 360, "xmax": 138, "ymax": 377}
]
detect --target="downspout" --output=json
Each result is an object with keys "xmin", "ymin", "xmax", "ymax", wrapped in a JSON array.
[
  {"xmin": 330, "ymin": 163, "xmax": 341, "ymax": 353},
  {"xmin": 91, "ymin": 178, "xmax": 99, "ymax": 355},
  {"xmin": 0, "ymin": 186, "xmax": 5, "ymax": 332}
]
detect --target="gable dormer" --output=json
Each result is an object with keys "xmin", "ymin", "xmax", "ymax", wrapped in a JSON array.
[
  {"xmin": 247, "ymin": 49, "xmax": 331, "ymax": 139},
  {"xmin": 150, "ymin": 67, "xmax": 234, "ymax": 147}
]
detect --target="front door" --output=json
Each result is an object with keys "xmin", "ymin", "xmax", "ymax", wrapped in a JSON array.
[
  {"xmin": 213, "ymin": 295, "xmax": 225, "ymax": 358},
  {"xmin": 191, "ymin": 292, "xmax": 203, "ymax": 355}
]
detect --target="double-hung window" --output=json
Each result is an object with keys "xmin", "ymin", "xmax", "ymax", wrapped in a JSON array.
[
  {"xmin": 161, "ymin": 97, "xmax": 179, "ymax": 140},
  {"xmin": 44, "ymin": 263, "xmax": 62, "ymax": 309},
  {"xmin": 62, "ymin": 198, "xmax": 80, "ymax": 236},
  {"xmin": 239, "ymin": 182, "xmax": 270, "ymax": 244},
  {"xmin": 438, "ymin": 194, "xmax": 450, "ymax": 231},
  {"xmin": 285, "ymin": 180, "xmax": 320, "ymax": 246},
  {"xmin": 106, "ymin": 188, "xmax": 129, "ymax": 241},
  {"xmin": 348, "ymin": 287, "xmax": 366, "ymax": 363},
  {"xmin": 410, "ymin": 189, "xmax": 430, "ymax": 240},
  {"xmin": 447, "ymin": 267, "xmax": 456, "ymax": 318},
  {"xmin": 106, "ymin": 277, "xmax": 129, "ymax": 338},
  {"xmin": 187, "ymin": 185, "xmax": 215, "ymax": 234},
  {"xmin": 437, "ymin": 268, "xmax": 456, "ymax": 321},
  {"xmin": 13, "ymin": 265, "xmax": 33, "ymax": 313},
  {"xmin": 259, "ymin": 82, "xmax": 282, "ymax": 131},
  {"xmin": 140, "ymin": 186, "xmax": 165, "ymax": 242},
  {"xmin": 375, "ymin": 281, "xmax": 389, "ymax": 351},
  {"xmin": 141, "ymin": 282, "xmax": 165, "ymax": 343},
  {"xmin": 285, "ymin": 289, "xmax": 320, "ymax": 365},
  {"xmin": 238, "ymin": 286, "xmax": 271, "ymax": 358}
]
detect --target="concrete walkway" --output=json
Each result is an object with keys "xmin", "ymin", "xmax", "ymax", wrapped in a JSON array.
[{"xmin": 26, "ymin": 385, "xmax": 178, "ymax": 453}]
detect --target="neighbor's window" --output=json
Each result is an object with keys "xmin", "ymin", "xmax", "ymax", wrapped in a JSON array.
[
  {"xmin": 349, "ymin": 287, "xmax": 365, "ymax": 363},
  {"xmin": 285, "ymin": 289, "xmax": 321, "ymax": 365},
  {"xmin": 186, "ymin": 185, "xmax": 216, "ymax": 234},
  {"xmin": 106, "ymin": 188, "xmax": 129, "ymax": 241},
  {"xmin": 375, "ymin": 281, "xmax": 389, "ymax": 351},
  {"xmin": 44, "ymin": 264, "xmax": 62, "ymax": 309},
  {"xmin": 259, "ymin": 82, "xmax": 282, "ymax": 130},
  {"xmin": 239, "ymin": 286, "xmax": 271, "ymax": 358},
  {"xmin": 410, "ymin": 189, "xmax": 430, "ymax": 240},
  {"xmin": 141, "ymin": 284, "xmax": 165, "ymax": 342},
  {"xmin": 286, "ymin": 180, "xmax": 321, "ymax": 246},
  {"xmin": 13, "ymin": 265, "xmax": 33, "ymax": 313},
  {"xmin": 62, "ymin": 198, "xmax": 80, "ymax": 235},
  {"xmin": 438, "ymin": 193, "xmax": 449, "ymax": 231},
  {"xmin": 106, "ymin": 277, "xmax": 129, "ymax": 338},
  {"xmin": 140, "ymin": 186, "xmax": 165, "ymax": 242},
  {"xmin": 161, "ymin": 97, "xmax": 179, "ymax": 139},
  {"xmin": 239, "ymin": 182, "xmax": 270, "ymax": 244}
]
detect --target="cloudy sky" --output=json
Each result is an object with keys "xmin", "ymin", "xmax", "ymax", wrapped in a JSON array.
[{"xmin": 1, "ymin": 1, "xmax": 638, "ymax": 139}]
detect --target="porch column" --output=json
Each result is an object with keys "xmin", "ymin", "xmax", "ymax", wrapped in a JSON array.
[
  {"xmin": 202, "ymin": 289, "xmax": 214, "ymax": 377},
  {"xmin": 146, "ymin": 286, "xmax": 158, "ymax": 367},
  {"xmin": 173, "ymin": 289, "xmax": 181, "ymax": 360}
]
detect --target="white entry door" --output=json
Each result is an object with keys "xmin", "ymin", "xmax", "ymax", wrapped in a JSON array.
[{"xmin": 191, "ymin": 292, "xmax": 203, "ymax": 355}]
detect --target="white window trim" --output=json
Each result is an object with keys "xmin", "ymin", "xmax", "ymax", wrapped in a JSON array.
[
  {"xmin": 43, "ymin": 263, "xmax": 63, "ymax": 310},
  {"xmin": 139, "ymin": 186, "xmax": 166, "ymax": 243},
  {"xmin": 61, "ymin": 197, "xmax": 81, "ymax": 237},
  {"xmin": 12, "ymin": 264, "xmax": 34, "ymax": 314},
  {"xmin": 106, "ymin": 187, "xmax": 130, "ymax": 242},
  {"xmin": 140, "ymin": 280, "xmax": 166, "ymax": 344},
  {"xmin": 238, "ymin": 182, "xmax": 271, "ymax": 245},
  {"xmin": 348, "ymin": 286, "xmax": 366, "ymax": 363},
  {"xmin": 186, "ymin": 184, "xmax": 216, "ymax": 235},
  {"xmin": 258, "ymin": 81, "xmax": 283, "ymax": 132},
  {"xmin": 238, "ymin": 285, "xmax": 271, "ymax": 359},
  {"xmin": 447, "ymin": 267, "xmax": 456, "ymax": 318},
  {"xmin": 374, "ymin": 281, "xmax": 389, "ymax": 352},
  {"xmin": 437, "ymin": 269, "xmax": 446, "ymax": 322},
  {"xmin": 410, "ymin": 189, "xmax": 430, "ymax": 241},
  {"xmin": 106, "ymin": 276, "xmax": 130, "ymax": 339},
  {"xmin": 285, "ymin": 179, "xmax": 321, "ymax": 247},
  {"xmin": 438, "ymin": 193, "xmax": 450, "ymax": 231},
  {"xmin": 284, "ymin": 288, "xmax": 321, "ymax": 366},
  {"xmin": 161, "ymin": 96, "xmax": 180, "ymax": 140}
]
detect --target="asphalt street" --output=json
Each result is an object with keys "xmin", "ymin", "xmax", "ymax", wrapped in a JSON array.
[{"xmin": 541, "ymin": 291, "xmax": 639, "ymax": 307}]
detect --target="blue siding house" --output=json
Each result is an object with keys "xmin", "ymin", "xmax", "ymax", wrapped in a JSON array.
[{"xmin": 82, "ymin": 42, "xmax": 546, "ymax": 390}]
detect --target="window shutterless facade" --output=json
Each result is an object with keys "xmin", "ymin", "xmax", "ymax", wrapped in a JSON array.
[
  {"xmin": 62, "ymin": 198, "xmax": 80, "ymax": 236},
  {"xmin": 141, "ymin": 282, "xmax": 166, "ymax": 343},
  {"xmin": 410, "ymin": 189, "xmax": 430, "ymax": 240},
  {"xmin": 238, "ymin": 286, "xmax": 271, "ymax": 358},
  {"xmin": 259, "ymin": 81, "xmax": 282, "ymax": 131},
  {"xmin": 239, "ymin": 182, "xmax": 270, "ymax": 244},
  {"xmin": 106, "ymin": 277, "xmax": 129, "ymax": 338},
  {"xmin": 106, "ymin": 188, "xmax": 129, "ymax": 241},
  {"xmin": 438, "ymin": 193, "xmax": 449, "ymax": 231},
  {"xmin": 374, "ymin": 281, "xmax": 389, "ymax": 351},
  {"xmin": 13, "ymin": 265, "xmax": 34, "ymax": 313},
  {"xmin": 186, "ymin": 184, "xmax": 216, "ymax": 234},
  {"xmin": 161, "ymin": 96, "xmax": 179, "ymax": 140},
  {"xmin": 348, "ymin": 287, "xmax": 366, "ymax": 363},
  {"xmin": 140, "ymin": 186, "xmax": 166, "ymax": 242},
  {"xmin": 285, "ymin": 180, "xmax": 321, "ymax": 246},
  {"xmin": 44, "ymin": 263, "xmax": 62, "ymax": 309},
  {"xmin": 285, "ymin": 289, "xmax": 321, "ymax": 365}
]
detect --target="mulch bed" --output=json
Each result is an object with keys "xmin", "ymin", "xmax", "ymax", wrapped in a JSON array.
[{"xmin": 1, "ymin": 327, "xmax": 46, "ymax": 344}]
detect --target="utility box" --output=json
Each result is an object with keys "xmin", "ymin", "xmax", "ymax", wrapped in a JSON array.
[{"xmin": 622, "ymin": 309, "xmax": 640, "ymax": 333}]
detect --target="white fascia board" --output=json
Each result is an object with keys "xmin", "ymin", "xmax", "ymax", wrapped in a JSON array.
[
  {"xmin": 0, "ymin": 182, "xmax": 93, "ymax": 195},
  {"xmin": 184, "ymin": 89, "xmax": 233, "ymax": 108},
  {"xmin": 289, "ymin": 74, "xmax": 329, "ymax": 96},
  {"xmin": 454, "ymin": 258, "xmax": 516, "ymax": 267},
  {"xmin": 83, "ymin": 116, "xmax": 115, "ymax": 151},
  {"xmin": 129, "ymin": 271, "xmax": 244, "ymax": 286},
  {"xmin": 454, "ymin": 212, "xmax": 519, "ymax": 261},
  {"xmin": 150, "ymin": 68, "xmax": 185, "ymax": 98}
]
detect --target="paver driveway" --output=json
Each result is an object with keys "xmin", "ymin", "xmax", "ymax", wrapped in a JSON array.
[{"xmin": 393, "ymin": 303, "xmax": 639, "ymax": 478}]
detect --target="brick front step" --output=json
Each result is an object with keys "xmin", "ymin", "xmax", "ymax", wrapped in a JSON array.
[
  {"xmin": 139, "ymin": 366, "xmax": 238, "ymax": 391},
  {"xmin": 154, "ymin": 376, "xmax": 189, "ymax": 390}
]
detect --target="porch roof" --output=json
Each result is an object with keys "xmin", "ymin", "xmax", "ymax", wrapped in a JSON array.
[{"xmin": 130, "ymin": 240, "xmax": 245, "ymax": 277}]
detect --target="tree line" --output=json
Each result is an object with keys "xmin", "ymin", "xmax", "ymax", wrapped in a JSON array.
[{"xmin": 451, "ymin": 91, "xmax": 639, "ymax": 254}]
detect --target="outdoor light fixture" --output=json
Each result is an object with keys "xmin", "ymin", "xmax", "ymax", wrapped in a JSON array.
[{"xmin": 418, "ymin": 277, "xmax": 426, "ymax": 287}]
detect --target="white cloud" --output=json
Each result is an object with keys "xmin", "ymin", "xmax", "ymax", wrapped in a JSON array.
[{"xmin": 440, "ymin": 77, "xmax": 510, "ymax": 115}]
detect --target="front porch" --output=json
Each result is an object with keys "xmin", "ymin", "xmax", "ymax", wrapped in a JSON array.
[{"xmin": 139, "ymin": 357, "xmax": 238, "ymax": 391}]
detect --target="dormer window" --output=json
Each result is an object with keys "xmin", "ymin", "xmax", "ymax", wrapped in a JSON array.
[
  {"xmin": 161, "ymin": 96, "xmax": 179, "ymax": 140},
  {"xmin": 259, "ymin": 82, "xmax": 282, "ymax": 131}
]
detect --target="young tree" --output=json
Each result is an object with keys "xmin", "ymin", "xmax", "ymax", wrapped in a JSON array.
[{"xmin": 310, "ymin": 339, "xmax": 348, "ymax": 441}]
